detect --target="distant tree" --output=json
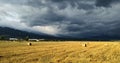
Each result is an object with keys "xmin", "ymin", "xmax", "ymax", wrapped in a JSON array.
[{"xmin": 0, "ymin": 36, "xmax": 6, "ymax": 40}]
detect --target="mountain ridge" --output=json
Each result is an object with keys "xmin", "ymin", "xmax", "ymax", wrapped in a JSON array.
[
  {"xmin": 0, "ymin": 27, "xmax": 58, "ymax": 39},
  {"xmin": 0, "ymin": 27, "xmax": 120, "ymax": 41}
]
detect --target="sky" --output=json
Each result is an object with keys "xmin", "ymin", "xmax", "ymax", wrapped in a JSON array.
[{"xmin": 0, "ymin": 0, "xmax": 120, "ymax": 39}]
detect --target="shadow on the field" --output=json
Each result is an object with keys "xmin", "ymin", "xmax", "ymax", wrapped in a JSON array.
[{"xmin": 0, "ymin": 56, "xmax": 3, "ymax": 58}]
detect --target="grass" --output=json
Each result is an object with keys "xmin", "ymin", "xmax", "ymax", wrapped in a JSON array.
[{"xmin": 0, "ymin": 41, "xmax": 120, "ymax": 63}]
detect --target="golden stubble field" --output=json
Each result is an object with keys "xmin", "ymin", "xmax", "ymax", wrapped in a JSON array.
[{"xmin": 0, "ymin": 41, "xmax": 120, "ymax": 63}]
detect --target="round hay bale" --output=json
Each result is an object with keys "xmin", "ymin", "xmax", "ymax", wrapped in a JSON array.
[
  {"xmin": 82, "ymin": 43, "xmax": 87, "ymax": 47},
  {"xmin": 28, "ymin": 43, "xmax": 32, "ymax": 46}
]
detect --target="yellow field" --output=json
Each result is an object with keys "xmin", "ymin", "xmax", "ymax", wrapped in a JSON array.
[{"xmin": 0, "ymin": 41, "xmax": 120, "ymax": 63}]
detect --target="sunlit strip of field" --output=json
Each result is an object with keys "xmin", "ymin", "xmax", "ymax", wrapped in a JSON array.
[{"xmin": 0, "ymin": 41, "xmax": 120, "ymax": 63}]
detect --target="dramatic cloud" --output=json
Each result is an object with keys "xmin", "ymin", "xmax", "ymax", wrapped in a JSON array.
[
  {"xmin": 0, "ymin": 0, "xmax": 120, "ymax": 39},
  {"xmin": 95, "ymin": 0, "xmax": 120, "ymax": 7}
]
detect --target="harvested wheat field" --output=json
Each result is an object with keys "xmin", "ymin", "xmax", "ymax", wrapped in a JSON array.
[{"xmin": 0, "ymin": 41, "xmax": 120, "ymax": 63}]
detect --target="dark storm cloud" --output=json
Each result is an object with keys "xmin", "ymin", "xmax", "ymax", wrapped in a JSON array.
[
  {"xmin": 95, "ymin": 0, "xmax": 120, "ymax": 7},
  {"xmin": 51, "ymin": 0, "xmax": 95, "ymax": 10},
  {"xmin": 0, "ymin": 0, "xmax": 120, "ymax": 38}
]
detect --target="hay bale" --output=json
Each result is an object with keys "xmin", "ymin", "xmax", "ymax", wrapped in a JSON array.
[
  {"xmin": 28, "ymin": 43, "xmax": 32, "ymax": 46},
  {"xmin": 82, "ymin": 43, "xmax": 87, "ymax": 47}
]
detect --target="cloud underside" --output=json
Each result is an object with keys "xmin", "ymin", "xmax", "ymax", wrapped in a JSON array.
[{"xmin": 0, "ymin": 0, "xmax": 120, "ymax": 38}]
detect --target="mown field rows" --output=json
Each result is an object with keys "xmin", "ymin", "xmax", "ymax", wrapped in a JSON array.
[{"xmin": 0, "ymin": 41, "xmax": 120, "ymax": 63}]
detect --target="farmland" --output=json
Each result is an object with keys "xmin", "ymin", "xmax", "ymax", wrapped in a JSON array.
[{"xmin": 0, "ymin": 41, "xmax": 120, "ymax": 63}]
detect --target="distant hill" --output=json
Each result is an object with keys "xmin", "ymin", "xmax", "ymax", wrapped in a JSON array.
[
  {"xmin": 0, "ymin": 27, "xmax": 57, "ymax": 40},
  {"xmin": 0, "ymin": 27, "xmax": 119, "ymax": 41},
  {"xmin": 0, "ymin": 27, "xmax": 78, "ymax": 40}
]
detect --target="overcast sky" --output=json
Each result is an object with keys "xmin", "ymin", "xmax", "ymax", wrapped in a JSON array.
[{"xmin": 0, "ymin": 0, "xmax": 120, "ymax": 38}]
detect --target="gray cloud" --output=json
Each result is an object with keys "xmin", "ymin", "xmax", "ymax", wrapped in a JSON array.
[
  {"xmin": 95, "ymin": 0, "xmax": 120, "ymax": 7},
  {"xmin": 0, "ymin": 0, "xmax": 120, "ymax": 38}
]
